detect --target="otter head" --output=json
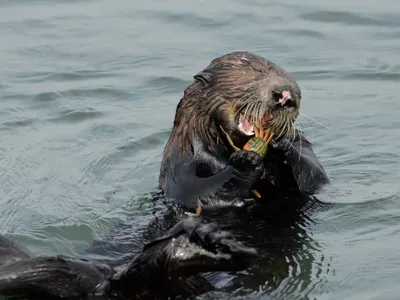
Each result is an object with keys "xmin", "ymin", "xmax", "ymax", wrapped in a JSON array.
[
  {"xmin": 164, "ymin": 51, "xmax": 301, "ymax": 159},
  {"xmin": 203, "ymin": 52, "xmax": 301, "ymax": 149}
]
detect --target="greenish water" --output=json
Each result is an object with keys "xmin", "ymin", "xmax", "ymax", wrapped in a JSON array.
[{"xmin": 1, "ymin": 0, "xmax": 400, "ymax": 299}]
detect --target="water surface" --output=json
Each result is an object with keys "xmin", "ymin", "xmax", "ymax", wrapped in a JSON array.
[{"xmin": 1, "ymin": 0, "xmax": 400, "ymax": 299}]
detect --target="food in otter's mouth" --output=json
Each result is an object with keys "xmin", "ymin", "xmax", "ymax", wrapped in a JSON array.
[
  {"xmin": 243, "ymin": 126, "xmax": 274, "ymax": 158},
  {"xmin": 221, "ymin": 125, "xmax": 274, "ymax": 158},
  {"xmin": 220, "ymin": 125, "xmax": 275, "ymax": 199}
]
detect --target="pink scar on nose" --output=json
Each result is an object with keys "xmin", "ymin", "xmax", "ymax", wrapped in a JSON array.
[{"xmin": 278, "ymin": 90, "xmax": 291, "ymax": 104}]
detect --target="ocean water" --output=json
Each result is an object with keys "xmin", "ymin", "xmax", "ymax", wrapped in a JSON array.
[{"xmin": 1, "ymin": 0, "xmax": 400, "ymax": 299}]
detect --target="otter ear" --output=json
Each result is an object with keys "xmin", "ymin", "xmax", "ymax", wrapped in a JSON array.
[{"xmin": 194, "ymin": 71, "xmax": 212, "ymax": 85}]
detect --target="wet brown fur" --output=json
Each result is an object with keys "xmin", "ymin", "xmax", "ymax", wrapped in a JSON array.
[{"xmin": 159, "ymin": 51, "xmax": 302, "ymax": 186}]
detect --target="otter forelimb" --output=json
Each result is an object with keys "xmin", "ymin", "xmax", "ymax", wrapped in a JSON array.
[{"xmin": 220, "ymin": 125, "xmax": 275, "ymax": 199}]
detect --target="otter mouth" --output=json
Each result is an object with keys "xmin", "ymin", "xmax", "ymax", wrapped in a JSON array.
[{"xmin": 237, "ymin": 112, "xmax": 272, "ymax": 136}]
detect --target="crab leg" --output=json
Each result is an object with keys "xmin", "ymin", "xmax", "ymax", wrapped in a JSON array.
[
  {"xmin": 251, "ymin": 189, "xmax": 262, "ymax": 198},
  {"xmin": 220, "ymin": 125, "xmax": 241, "ymax": 152},
  {"xmin": 184, "ymin": 199, "xmax": 203, "ymax": 217},
  {"xmin": 263, "ymin": 128, "xmax": 274, "ymax": 144},
  {"xmin": 254, "ymin": 126, "xmax": 260, "ymax": 139},
  {"xmin": 258, "ymin": 125, "xmax": 264, "ymax": 139}
]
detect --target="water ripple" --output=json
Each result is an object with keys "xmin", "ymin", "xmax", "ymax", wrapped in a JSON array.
[
  {"xmin": 50, "ymin": 108, "xmax": 105, "ymax": 124},
  {"xmin": 343, "ymin": 71, "xmax": 400, "ymax": 81},
  {"xmin": 273, "ymin": 28, "xmax": 327, "ymax": 39},
  {"xmin": 57, "ymin": 88, "xmax": 134, "ymax": 100},
  {"xmin": 32, "ymin": 91, "xmax": 61, "ymax": 102},
  {"xmin": 1, "ymin": 0, "xmax": 400, "ymax": 299},
  {"xmin": 144, "ymin": 76, "xmax": 191, "ymax": 94},
  {"xmin": 16, "ymin": 70, "xmax": 116, "ymax": 83},
  {"xmin": 300, "ymin": 10, "xmax": 400, "ymax": 27},
  {"xmin": 115, "ymin": 130, "xmax": 172, "ymax": 154},
  {"xmin": 138, "ymin": 10, "xmax": 231, "ymax": 29}
]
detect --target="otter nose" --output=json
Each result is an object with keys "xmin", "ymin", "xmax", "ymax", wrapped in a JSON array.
[{"xmin": 275, "ymin": 90, "xmax": 295, "ymax": 108}]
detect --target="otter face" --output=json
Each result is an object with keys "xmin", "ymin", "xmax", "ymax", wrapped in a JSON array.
[
  {"xmin": 234, "ymin": 79, "xmax": 301, "ymax": 142},
  {"xmin": 166, "ymin": 51, "xmax": 302, "ymax": 157},
  {"xmin": 196, "ymin": 52, "xmax": 301, "ymax": 148}
]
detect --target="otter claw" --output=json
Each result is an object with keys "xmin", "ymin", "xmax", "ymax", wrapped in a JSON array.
[{"xmin": 184, "ymin": 199, "xmax": 203, "ymax": 217}]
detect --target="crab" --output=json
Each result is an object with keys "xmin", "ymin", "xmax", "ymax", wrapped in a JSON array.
[{"xmin": 220, "ymin": 125, "xmax": 274, "ymax": 199}]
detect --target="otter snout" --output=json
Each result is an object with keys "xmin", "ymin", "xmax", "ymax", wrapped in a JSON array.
[{"xmin": 274, "ymin": 90, "xmax": 296, "ymax": 108}]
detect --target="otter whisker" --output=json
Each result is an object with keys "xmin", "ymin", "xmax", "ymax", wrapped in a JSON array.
[
  {"xmin": 298, "ymin": 126, "xmax": 303, "ymax": 163},
  {"xmin": 290, "ymin": 127, "xmax": 296, "ymax": 143},
  {"xmin": 273, "ymin": 116, "xmax": 287, "ymax": 141},
  {"xmin": 233, "ymin": 91, "xmax": 257, "ymax": 118},
  {"xmin": 249, "ymin": 103, "xmax": 260, "ymax": 126},
  {"xmin": 234, "ymin": 94, "xmax": 253, "ymax": 118},
  {"xmin": 271, "ymin": 115, "xmax": 295, "ymax": 141},
  {"xmin": 233, "ymin": 88, "xmax": 269, "ymax": 130},
  {"xmin": 282, "ymin": 120, "xmax": 289, "ymax": 141},
  {"xmin": 241, "ymin": 95, "xmax": 254, "ymax": 116},
  {"xmin": 299, "ymin": 112, "xmax": 328, "ymax": 130},
  {"xmin": 240, "ymin": 90, "xmax": 265, "ymax": 126},
  {"xmin": 255, "ymin": 101, "xmax": 266, "ymax": 127},
  {"xmin": 249, "ymin": 102, "xmax": 264, "ymax": 128},
  {"xmin": 242, "ymin": 102, "xmax": 253, "ymax": 122},
  {"xmin": 242, "ymin": 103, "xmax": 252, "ymax": 124},
  {"xmin": 234, "ymin": 102, "xmax": 248, "ymax": 118},
  {"xmin": 287, "ymin": 120, "xmax": 295, "ymax": 142},
  {"xmin": 275, "ymin": 119, "xmax": 283, "ymax": 139},
  {"xmin": 294, "ymin": 118, "xmax": 307, "ymax": 133},
  {"xmin": 296, "ymin": 116, "xmax": 314, "ymax": 141},
  {"xmin": 287, "ymin": 123, "xmax": 296, "ymax": 151},
  {"xmin": 252, "ymin": 103, "xmax": 262, "ymax": 127},
  {"xmin": 282, "ymin": 125, "xmax": 289, "ymax": 143},
  {"xmin": 259, "ymin": 99, "xmax": 268, "ymax": 122}
]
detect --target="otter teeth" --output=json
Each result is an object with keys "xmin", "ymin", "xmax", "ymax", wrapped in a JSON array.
[{"xmin": 238, "ymin": 114, "xmax": 254, "ymax": 136}]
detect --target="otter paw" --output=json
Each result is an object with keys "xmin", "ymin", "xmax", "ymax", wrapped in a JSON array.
[
  {"xmin": 191, "ymin": 221, "xmax": 258, "ymax": 264},
  {"xmin": 166, "ymin": 217, "xmax": 257, "ymax": 274},
  {"xmin": 271, "ymin": 138, "xmax": 292, "ymax": 156},
  {"xmin": 228, "ymin": 150, "xmax": 265, "ymax": 179}
]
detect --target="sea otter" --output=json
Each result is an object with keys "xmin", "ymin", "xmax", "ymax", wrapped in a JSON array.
[
  {"xmin": 0, "ymin": 217, "xmax": 257, "ymax": 300},
  {"xmin": 159, "ymin": 51, "xmax": 329, "ymax": 212}
]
